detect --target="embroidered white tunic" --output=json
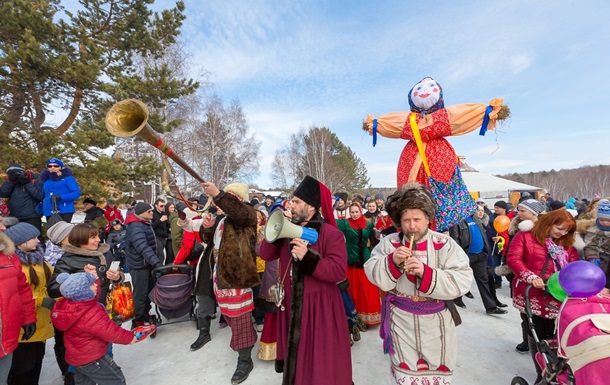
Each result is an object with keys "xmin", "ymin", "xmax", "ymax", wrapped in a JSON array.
[{"xmin": 364, "ymin": 230, "xmax": 472, "ymax": 385}]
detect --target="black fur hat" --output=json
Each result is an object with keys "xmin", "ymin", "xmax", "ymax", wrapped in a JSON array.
[{"xmin": 294, "ymin": 175, "xmax": 321, "ymax": 208}]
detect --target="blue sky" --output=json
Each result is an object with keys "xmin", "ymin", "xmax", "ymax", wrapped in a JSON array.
[{"xmin": 156, "ymin": 0, "xmax": 610, "ymax": 188}]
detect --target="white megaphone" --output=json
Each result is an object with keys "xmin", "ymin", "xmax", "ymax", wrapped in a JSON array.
[{"xmin": 265, "ymin": 209, "xmax": 318, "ymax": 245}]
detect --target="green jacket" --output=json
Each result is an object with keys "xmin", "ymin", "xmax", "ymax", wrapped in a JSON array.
[{"xmin": 337, "ymin": 219, "xmax": 374, "ymax": 267}]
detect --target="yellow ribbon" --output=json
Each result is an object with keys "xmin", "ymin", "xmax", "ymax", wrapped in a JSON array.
[{"xmin": 409, "ymin": 112, "xmax": 431, "ymax": 177}]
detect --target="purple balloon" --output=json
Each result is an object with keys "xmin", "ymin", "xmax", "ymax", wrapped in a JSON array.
[{"xmin": 558, "ymin": 261, "xmax": 606, "ymax": 297}]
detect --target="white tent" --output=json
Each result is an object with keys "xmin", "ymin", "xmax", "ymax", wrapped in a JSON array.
[{"xmin": 461, "ymin": 171, "xmax": 544, "ymax": 206}]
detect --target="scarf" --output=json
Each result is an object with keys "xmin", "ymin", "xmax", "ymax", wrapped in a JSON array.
[
  {"xmin": 348, "ymin": 216, "xmax": 368, "ymax": 231},
  {"xmin": 15, "ymin": 245, "xmax": 45, "ymax": 266},
  {"xmin": 596, "ymin": 218, "xmax": 610, "ymax": 232},
  {"xmin": 545, "ymin": 238, "xmax": 569, "ymax": 271}
]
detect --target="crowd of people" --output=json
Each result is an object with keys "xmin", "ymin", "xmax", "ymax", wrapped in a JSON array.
[{"xmin": 2, "ymin": 159, "xmax": 610, "ymax": 385}]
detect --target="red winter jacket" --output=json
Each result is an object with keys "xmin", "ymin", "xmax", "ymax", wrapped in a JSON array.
[
  {"xmin": 507, "ymin": 231, "xmax": 579, "ymax": 319},
  {"xmin": 51, "ymin": 283, "xmax": 134, "ymax": 366},
  {"xmin": 0, "ymin": 233, "xmax": 37, "ymax": 357}
]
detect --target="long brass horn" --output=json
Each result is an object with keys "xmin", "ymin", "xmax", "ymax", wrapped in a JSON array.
[{"xmin": 105, "ymin": 99, "xmax": 205, "ymax": 183}]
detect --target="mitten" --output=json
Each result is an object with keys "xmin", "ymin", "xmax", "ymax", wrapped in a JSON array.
[
  {"xmin": 42, "ymin": 297, "xmax": 56, "ymax": 310},
  {"xmin": 590, "ymin": 258, "xmax": 602, "ymax": 267},
  {"xmin": 17, "ymin": 173, "xmax": 32, "ymax": 185},
  {"xmin": 22, "ymin": 323, "xmax": 36, "ymax": 341},
  {"xmin": 7, "ymin": 169, "xmax": 22, "ymax": 182}
]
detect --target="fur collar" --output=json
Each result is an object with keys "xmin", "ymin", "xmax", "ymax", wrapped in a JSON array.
[
  {"xmin": 518, "ymin": 219, "xmax": 535, "ymax": 232},
  {"xmin": 0, "ymin": 232, "xmax": 16, "ymax": 255},
  {"xmin": 576, "ymin": 218, "xmax": 596, "ymax": 235},
  {"xmin": 40, "ymin": 167, "xmax": 74, "ymax": 182},
  {"xmin": 509, "ymin": 217, "xmax": 535, "ymax": 235},
  {"xmin": 479, "ymin": 212, "xmax": 489, "ymax": 227},
  {"xmin": 61, "ymin": 243, "xmax": 110, "ymax": 257}
]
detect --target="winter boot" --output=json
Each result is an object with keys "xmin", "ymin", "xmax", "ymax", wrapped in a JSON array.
[
  {"xmin": 231, "ymin": 346, "xmax": 254, "ymax": 384},
  {"xmin": 190, "ymin": 317, "xmax": 211, "ymax": 351}
]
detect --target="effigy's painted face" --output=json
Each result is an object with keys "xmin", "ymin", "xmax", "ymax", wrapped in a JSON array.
[{"xmin": 410, "ymin": 78, "xmax": 441, "ymax": 110}]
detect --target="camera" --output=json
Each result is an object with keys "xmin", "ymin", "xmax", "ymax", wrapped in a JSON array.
[{"xmin": 208, "ymin": 206, "xmax": 218, "ymax": 215}]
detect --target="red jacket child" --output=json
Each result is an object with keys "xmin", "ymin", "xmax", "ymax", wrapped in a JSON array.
[{"xmin": 51, "ymin": 272, "xmax": 135, "ymax": 366}]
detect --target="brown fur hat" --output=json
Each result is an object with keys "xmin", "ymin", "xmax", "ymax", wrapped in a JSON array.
[{"xmin": 386, "ymin": 183, "xmax": 436, "ymax": 226}]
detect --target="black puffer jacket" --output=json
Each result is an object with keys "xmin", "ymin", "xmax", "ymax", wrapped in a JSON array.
[
  {"xmin": 0, "ymin": 176, "xmax": 43, "ymax": 219},
  {"xmin": 194, "ymin": 214, "xmax": 225, "ymax": 297},
  {"xmin": 449, "ymin": 215, "xmax": 490, "ymax": 255},
  {"xmin": 123, "ymin": 212, "xmax": 159, "ymax": 270},
  {"xmin": 47, "ymin": 243, "xmax": 120, "ymax": 304}
]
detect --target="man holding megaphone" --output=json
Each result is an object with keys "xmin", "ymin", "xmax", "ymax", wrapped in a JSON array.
[{"xmin": 259, "ymin": 175, "xmax": 353, "ymax": 385}]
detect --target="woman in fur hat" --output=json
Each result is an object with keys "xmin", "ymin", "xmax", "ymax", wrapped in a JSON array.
[{"xmin": 364, "ymin": 183, "xmax": 473, "ymax": 385}]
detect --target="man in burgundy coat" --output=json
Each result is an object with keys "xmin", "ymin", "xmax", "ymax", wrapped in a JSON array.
[{"xmin": 260, "ymin": 175, "xmax": 353, "ymax": 385}]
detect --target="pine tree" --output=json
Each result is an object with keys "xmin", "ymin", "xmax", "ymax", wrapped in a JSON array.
[{"xmin": 0, "ymin": 0, "xmax": 198, "ymax": 202}]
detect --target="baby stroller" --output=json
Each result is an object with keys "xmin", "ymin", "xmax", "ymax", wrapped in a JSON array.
[
  {"xmin": 148, "ymin": 264, "xmax": 197, "ymax": 337},
  {"xmin": 511, "ymin": 285, "xmax": 574, "ymax": 385},
  {"xmin": 555, "ymin": 293, "xmax": 610, "ymax": 385}
]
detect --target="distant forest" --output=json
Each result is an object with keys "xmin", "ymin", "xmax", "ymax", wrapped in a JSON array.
[{"xmin": 500, "ymin": 165, "xmax": 610, "ymax": 201}]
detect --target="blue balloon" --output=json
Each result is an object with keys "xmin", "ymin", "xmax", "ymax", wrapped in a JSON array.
[{"xmin": 558, "ymin": 261, "xmax": 606, "ymax": 298}]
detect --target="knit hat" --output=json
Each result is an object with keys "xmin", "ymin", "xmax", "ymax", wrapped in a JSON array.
[
  {"xmin": 476, "ymin": 198, "xmax": 486, "ymax": 204},
  {"xmin": 83, "ymin": 198, "xmax": 96, "ymax": 205},
  {"xmin": 47, "ymin": 158, "xmax": 64, "ymax": 168},
  {"xmin": 375, "ymin": 192, "xmax": 385, "ymax": 200},
  {"xmin": 6, "ymin": 165, "xmax": 24, "ymax": 173},
  {"xmin": 47, "ymin": 221, "xmax": 74, "ymax": 245},
  {"xmin": 175, "ymin": 202, "xmax": 187, "ymax": 212},
  {"xmin": 517, "ymin": 199, "xmax": 546, "ymax": 216},
  {"xmin": 494, "ymin": 200, "xmax": 507, "ymax": 210},
  {"xmin": 134, "ymin": 202, "xmax": 153, "ymax": 215},
  {"xmin": 549, "ymin": 200, "xmax": 565, "ymax": 211},
  {"xmin": 111, "ymin": 219, "xmax": 122, "ymax": 226},
  {"xmin": 597, "ymin": 199, "xmax": 610, "ymax": 220},
  {"xmin": 224, "ymin": 183, "xmax": 249, "ymax": 202},
  {"xmin": 2, "ymin": 216, "xmax": 19, "ymax": 228},
  {"xmin": 336, "ymin": 192, "xmax": 348, "ymax": 203},
  {"xmin": 57, "ymin": 272, "xmax": 97, "ymax": 301},
  {"xmin": 4, "ymin": 222, "xmax": 40, "ymax": 246}
]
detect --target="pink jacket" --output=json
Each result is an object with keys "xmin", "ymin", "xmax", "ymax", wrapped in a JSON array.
[{"xmin": 507, "ymin": 231, "xmax": 579, "ymax": 318}]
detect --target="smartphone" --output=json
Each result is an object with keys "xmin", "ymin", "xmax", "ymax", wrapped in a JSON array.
[{"xmin": 109, "ymin": 261, "xmax": 121, "ymax": 271}]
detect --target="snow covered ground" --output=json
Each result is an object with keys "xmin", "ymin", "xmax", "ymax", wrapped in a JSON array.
[{"xmin": 39, "ymin": 283, "xmax": 535, "ymax": 385}]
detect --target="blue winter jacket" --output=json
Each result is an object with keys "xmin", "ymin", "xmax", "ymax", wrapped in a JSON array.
[
  {"xmin": 40, "ymin": 167, "xmax": 81, "ymax": 217},
  {"xmin": 123, "ymin": 212, "xmax": 160, "ymax": 270},
  {"xmin": 0, "ymin": 175, "xmax": 43, "ymax": 219}
]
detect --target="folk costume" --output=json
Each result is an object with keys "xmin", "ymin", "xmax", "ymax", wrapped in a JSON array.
[
  {"xmin": 337, "ymin": 211, "xmax": 381, "ymax": 326},
  {"xmin": 259, "ymin": 176, "xmax": 352, "ymax": 385},
  {"xmin": 365, "ymin": 77, "xmax": 505, "ymax": 231},
  {"xmin": 365, "ymin": 230, "xmax": 472, "ymax": 384},
  {"xmin": 208, "ymin": 183, "xmax": 260, "ymax": 384}
]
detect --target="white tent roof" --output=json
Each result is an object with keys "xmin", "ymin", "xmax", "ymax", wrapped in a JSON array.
[{"xmin": 461, "ymin": 171, "xmax": 543, "ymax": 202}]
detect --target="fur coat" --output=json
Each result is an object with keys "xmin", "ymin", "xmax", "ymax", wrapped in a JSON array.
[{"xmin": 213, "ymin": 191, "xmax": 261, "ymax": 289}]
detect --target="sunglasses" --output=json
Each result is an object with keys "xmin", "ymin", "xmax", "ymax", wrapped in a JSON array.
[{"xmin": 47, "ymin": 164, "xmax": 61, "ymax": 168}]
